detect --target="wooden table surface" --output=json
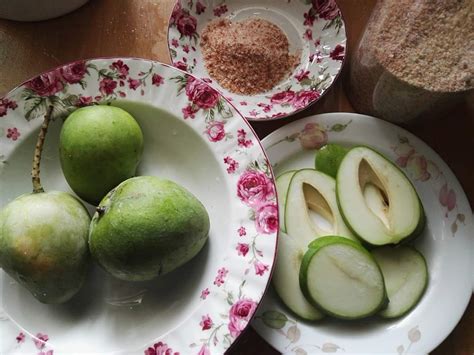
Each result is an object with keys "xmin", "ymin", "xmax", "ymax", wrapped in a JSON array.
[{"xmin": 0, "ymin": 0, "xmax": 472, "ymax": 354}]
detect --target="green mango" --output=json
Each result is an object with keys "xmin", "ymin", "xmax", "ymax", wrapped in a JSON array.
[
  {"xmin": 89, "ymin": 176, "xmax": 210, "ymax": 281},
  {"xmin": 59, "ymin": 105, "xmax": 144, "ymax": 205},
  {"xmin": 315, "ymin": 143, "xmax": 350, "ymax": 178},
  {"xmin": 0, "ymin": 191, "xmax": 90, "ymax": 304}
]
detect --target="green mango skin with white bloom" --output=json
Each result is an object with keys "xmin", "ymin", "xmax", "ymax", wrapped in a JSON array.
[
  {"xmin": 89, "ymin": 176, "xmax": 210, "ymax": 282},
  {"xmin": 59, "ymin": 105, "xmax": 144, "ymax": 205},
  {"xmin": 0, "ymin": 191, "xmax": 91, "ymax": 304},
  {"xmin": 315, "ymin": 143, "xmax": 350, "ymax": 178}
]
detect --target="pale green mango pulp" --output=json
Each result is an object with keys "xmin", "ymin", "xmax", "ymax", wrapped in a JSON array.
[
  {"xmin": 0, "ymin": 191, "xmax": 91, "ymax": 303},
  {"xmin": 89, "ymin": 176, "xmax": 210, "ymax": 282}
]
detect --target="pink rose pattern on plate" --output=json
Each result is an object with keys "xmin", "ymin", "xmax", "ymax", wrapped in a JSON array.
[
  {"xmin": 200, "ymin": 288, "xmax": 210, "ymax": 300},
  {"xmin": 25, "ymin": 71, "xmax": 64, "ymax": 97},
  {"xmin": 0, "ymin": 98, "xmax": 17, "ymax": 117},
  {"xmin": 223, "ymin": 156, "xmax": 239, "ymax": 174},
  {"xmin": 213, "ymin": 267, "xmax": 229, "ymax": 287},
  {"xmin": 254, "ymin": 203, "xmax": 279, "ymax": 235},
  {"xmin": 298, "ymin": 122, "xmax": 328, "ymax": 149},
  {"xmin": 205, "ymin": 120, "xmax": 226, "ymax": 142},
  {"xmin": 237, "ymin": 170, "xmax": 275, "ymax": 208},
  {"xmin": 200, "ymin": 314, "xmax": 214, "ymax": 330},
  {"xmin": 227, "ymin": 298, "xmax": 258, "ymax": 338},
  {"xmin": 15, "ymin": 60, "xmax": 165, "ymax": 122},
  {"xmin": 329, "ymin": 44, "xmax": 345, "ymax": 61},
  {"xmin": 172, "ymin": 74, "xmax": 234, "ymax": 129},
  {"xmin": 60, "ymin": 61, "xmax": 88, "ymax": 84},
  {"xmin": 0, "ymin": 58, "xmax": 278, "ymax": 355},
  {"xmin": 145, "ymin": 341, "xmax": 179, "ymax": 355},
  {"xmin": 265, "ymin": 120, "xmax": 351, "ymax": 151},
  {"xmin": 395, "ymin": 326, "xmax": 423, "ymax": 355},
  {"xmin": 213, "ymin": 4, "xmax": 228, "ymax": 17},
  {"xmin": 6, "ymin": 127, "xmax": 20, "ymax": 141},
  {"xmin": 13, "ymin": 332, "xmax": 54, "ymax": 355},
  {"xmin": 392, "ymin": 135, "xmax": 465, "ymax": 236},
  {"xmin": 168, "ymin": 0, "xmax": 346, "ymax": 120},
  {"xmin": 236, "ymin": 243, "xmax": 250, "ymax": 257},
  {"xmin": 256, "ymin": 309, "xmax": 346, "ymax": 353},
  {"xmin": 189, "ymin": 158, "xmax": 275, "ymax": 352},
  {"xmin": 190, "ymin": 281, "xmax": 258, "ymax": 352},
  {"xmin": 232, "ymin": 159, "xmax": 275, "ymax": 277},
  {"xmin": 16, "ymin": 332, "xmax": 25, "ymax": 344},
  {"xmin": 312, "ymin": 0, "xmax": 340, "ymax": 21},
  {"xmin": 185, "ymin": 76, "xmax": 219, "ymax": 109}
]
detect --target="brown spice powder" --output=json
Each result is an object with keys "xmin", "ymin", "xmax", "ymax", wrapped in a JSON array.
[{"xmin": 200, "ymin": 18, "xmax": 300, "ymax": 95}]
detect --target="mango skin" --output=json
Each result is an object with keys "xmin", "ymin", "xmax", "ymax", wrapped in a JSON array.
[
  {"xmin": 0, "ymin": 191, "xmax": 91, "ymax": 304},
  {"xmin": 89, "ymin": 176, "xmax": 210, "ymax": 282},
  {"xmin": 315, "ymin": 143, "xmax": 349, "ymax": 178},
  {"xmin": 59, "ymin": 105, "xmax": 144, "ymax": 205}
]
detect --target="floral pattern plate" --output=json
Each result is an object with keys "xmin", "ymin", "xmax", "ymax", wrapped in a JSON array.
[
  {"xmin": 252, "ymin": 113, "xmax": 473, "ymax": 354},
  {"xmin": 0, "ymin": 58, "xmax": 278, "ymax": 354},
  {"xmin": 167, "ymin": 0, "xmax": 346, "ymax": 121}
]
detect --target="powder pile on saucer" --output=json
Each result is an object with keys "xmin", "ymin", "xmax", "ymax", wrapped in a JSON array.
[{"xmin": 200, "ymin": 18, "xmax": 300, "ymax": 95}]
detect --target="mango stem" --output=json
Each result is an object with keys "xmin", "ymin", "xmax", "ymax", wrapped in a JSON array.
[{"xmin": 32, "ymin": 106, "xmax": 54, "ymax": 193}]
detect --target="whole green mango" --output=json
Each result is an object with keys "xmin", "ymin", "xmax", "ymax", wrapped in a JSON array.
[
  {"xmin": 59, "ymin": 105, "xmax": 144, "ymax": 205},
  {"xmin": 0, "ymin": 191, "xmax": 90, "ymax": 303},
  {"xmin": 89, "ymin": 176, "xmax": 210, "ymax": 281}
]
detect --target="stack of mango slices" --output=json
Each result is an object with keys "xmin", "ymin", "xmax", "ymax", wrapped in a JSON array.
[{"xmin": 273, "ymin": 144, "xmax": 428, "ymax": 320}]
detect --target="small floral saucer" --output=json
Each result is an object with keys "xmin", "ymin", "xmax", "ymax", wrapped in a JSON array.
[
  {"xmin": 0, "ymin": 58, "xmax": 278, "ymax": 354},
  {"xmin": 167, "ymin": 0, "xmax": 347, "ymax": 121},
  {"xmin": 251, "ymin": 113, "xmax": 473, "ymax": 354}
]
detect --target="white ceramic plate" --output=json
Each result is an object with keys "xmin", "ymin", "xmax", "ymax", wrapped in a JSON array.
[
  {"xmin": 252, "ymin": 113, "xmax": 473, "ymax": 354},
  {"xmin": 0, "ymin": 58, "xmax": 278, "ymax": 354},
  {"xmin": 167, "ymin": 0, "xmax": 346, "ymax": 121}
]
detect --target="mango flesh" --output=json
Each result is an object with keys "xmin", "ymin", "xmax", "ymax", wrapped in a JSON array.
[
  {"xmin": 0, "ymin": 191, "xmax": 91, "ymax": 304},
  {"xmin": 89, "ymin": 176, "xmax": 210, "ymax": 281},
  {"xmin": 59, "ymin": 105, "xmax": 144, "ymax": 205}
]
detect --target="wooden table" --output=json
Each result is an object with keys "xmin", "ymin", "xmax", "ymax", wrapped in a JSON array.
[{"xmin": 0, "ymin": 0, "xmax": 472, "ymax": 354}]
